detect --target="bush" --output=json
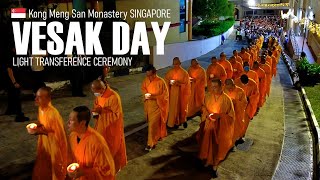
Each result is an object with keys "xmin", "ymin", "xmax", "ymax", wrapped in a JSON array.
[
  {"xmin": 193, "ymin": 18, "xmax": 235, "ymax": 37},
  {"xmin": 296, "ymin": 57, "xmax": 320, "ymax": 85}
]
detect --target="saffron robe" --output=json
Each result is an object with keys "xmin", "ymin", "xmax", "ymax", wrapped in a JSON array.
[
  {"xmin": 224, "ymin": 86, "xmax": 247, "ymax": 143},
  {"xmin": 187, "ymin": 65, "xmax": 206, "ymax": 117},
  {"xmin": 141, "ymin": 75, "xmax": 169, "ymax": 147},
  {"xmin": 218, "ymin": 59, "xmax": 233, "ymax": 79},
  {"xmin": 94, "ymin": 87, "xmax": 127, "ymax": 172},
  {"xmin": 69, "ymin": 127, "xmax": 115, "ymax": 180},
  {"xmin": 32, "ymin": 103, "xmax": 68, "ymax": 180},
  {"xmin": 165, "ymin": 66, "xmax": 191, "ymax": 127},
  {"xmin": 197, "ymin": 92, "xmax": 235, "ymax": 166}
]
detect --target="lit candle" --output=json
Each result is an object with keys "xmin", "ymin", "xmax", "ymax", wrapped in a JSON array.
[
  {"xmin": 27, "ymin": 123, "xmax": 37, "ymax": 129},
  {"xmin": 92, "ymin": 112, "xmax": 99, "ymax": 116},
  {"xmin": 145, "ymin": 93, "xmax": 151, "ymax": 99},
  {"xmin": 67, "ymin": 163, "xmax": 79, "ymax": 173},
  {"xmin": 170, "ymin": 80, "xmax": 175, "ymax": 85}
]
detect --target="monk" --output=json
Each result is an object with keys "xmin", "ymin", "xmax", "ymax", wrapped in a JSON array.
[
  {"xmin": 260, "ymin": 56, "xmax": 272, "ymax": 96},
  {"xmin": 197, "ymin": 79, "xmax": 235, "ymax": 178},
  {"xmin": 224, "ymin": 79, "xmax": 247, "ymax": 144},
  {"xmin": 233, "ymin": 50, "xmax": 243, "ymax": 65},
  {"xmin": 67, "ymin": 106, "xmax": 115, "ymax": 180},
  {"xmin": 243, "ymin": 62, "xmax": 259, "ymax": 85},
  {"xmin": 245, "ymin": 48, "xmax": 254, "ymax": 67},
  {"xmin": 235, "ymin": 75, "xmax": 259, "ymax": 138},
  {"xmin": 91, "ymin": 80, "xmax": 127, "ymax": 172},
  {"xmin": 141, "ymin": 65, "xmax": 169, "ymax": 151},
  {"xmin": 187, "ymin": 59, "xmax": 206, "ymax": 117},
  {"xmin": 28, "ymin": 86, "xmax": 68, "ymax": 180},
  {"xmin": 218, "ymin": 52, "xmax": 233, "ymax": 79},
  {"xmin": 252, "ymin": 61, "xmax": 267, "ymax": 108},
  {"xmin": 206, "ymin": 56, "xmax": 227, "ymax": 91},
  {"xmin": 267, "ymin": 50, "xmax": 277, "ymax": 77},
  {"xmin": 229, "ymin": 56, "xmax": 244, "ymax": 80},
  {"xmin": 239, "ymin": 47, "xmax": 251, "ymax": 67},
  {"xmin": 165, "ymin": 57, "xmax": 191, "ymax": 129}
]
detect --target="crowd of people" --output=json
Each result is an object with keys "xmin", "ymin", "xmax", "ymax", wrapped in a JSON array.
[{"xmin": 21, "ymin": 16, "xmax": 283, "ymax": 179}]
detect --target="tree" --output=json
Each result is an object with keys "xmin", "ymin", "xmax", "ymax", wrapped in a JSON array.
[{"xmin": 193, "ymin": 0, "xmax": 234, "ymax": 20}]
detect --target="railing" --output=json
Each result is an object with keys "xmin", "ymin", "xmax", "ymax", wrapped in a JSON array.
[{"xmin": 289, "ymin": 28, "xmax": 300, "ymax": 59}]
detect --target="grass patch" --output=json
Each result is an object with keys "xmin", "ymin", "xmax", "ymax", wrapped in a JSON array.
[{"xmin": 304, "ymin": 84, "xmax": 320, "ymax": 124}]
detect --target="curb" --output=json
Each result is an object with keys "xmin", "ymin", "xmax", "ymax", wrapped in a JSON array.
[{"xmin": 282, "ymin": 52, "xmax": 320, "ymax": 179}]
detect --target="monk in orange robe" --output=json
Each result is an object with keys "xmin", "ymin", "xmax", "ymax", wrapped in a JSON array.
[
  {"xmin": 165, "ymin": 57, "xmax": 191, "ymax": 128},
  {"xmin": 218, "ymin": 52, "xmax": 233, "ymax": 79},
  {"xmin": 187, "ymin": 59, "xmax": 206, "ymax": 117},
  {"xmin": 224, "ymin": 79, "xmax": 247, "ymax": 144},
  {"xmin": 239, "ymin": 47, "xmax": 251, "ymax": 67},
  {"xmin": 141, "ymin": 65, "xmax": 169, "ymax": 150},
  {"xmin": 260, "ymin": 56, "xmax": 272, "ymax": 96},
  {"xmin": 249, "ymin": 46, "xmax": 258, "ymax": 62},
  {"xmin": 269, "ymin": 49, "xmax": 277, "ymax": 77},
  {"xmin": 246, "ymin": 48, "xmax": 254, "ymax": 67},
  {"xmin": 91, "ymin": 80, "xmax": 127, "ymax": 172},
  {"xmin": 229, "ymin": 56, "xmax": 244, "ymax": 80},
  {"xmin": 206, "ymin": 56, "xmax": 227, "ymax": 91},
  {"xmin": 67, "ymin": 106, "xmax": 115, "ymax": 180},
  {"xmin": 233, "ymin": 50, "xmax": 243, "ymax": 65},
  {"xmin": 28, "ymin": 87, "xmax": 67, "ymax": 180},
  {"xmin": 243, "ymin": 62, "xmax": 259, "ymax": 85},
  {"xmin": 235, "ymin": 75, "xmax": 259, "ymax": 137},
  {"xmin": 252, "ymin": 61, "xmax": 267, "ymax": 107},
  {"xmin": 197, "ymin": 79, "xmax": 235, "ymax": 178}
]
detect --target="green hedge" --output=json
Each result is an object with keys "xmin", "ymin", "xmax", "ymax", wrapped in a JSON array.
[
  {"xmin": 296, "ymin": 57, "xmax": 320, "ymax": 85},
  {"xmin": 193, "ymin": 17, "xmax": 235, "ymax": 37}
]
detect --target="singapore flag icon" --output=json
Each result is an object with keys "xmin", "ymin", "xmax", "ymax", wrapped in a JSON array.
[{"xmin": 11, "ymin": 8, "xmax": 26, "ymax": 18}]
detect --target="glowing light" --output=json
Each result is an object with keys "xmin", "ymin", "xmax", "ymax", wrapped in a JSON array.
[{"xmin": 248, "ymin": 0, "xmax": 255, "ymax": 7}]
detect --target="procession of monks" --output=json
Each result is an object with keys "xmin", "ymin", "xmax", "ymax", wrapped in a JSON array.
[{"xmin": 25, "ymin": 29, "xmax": 282, "ymax": 179}]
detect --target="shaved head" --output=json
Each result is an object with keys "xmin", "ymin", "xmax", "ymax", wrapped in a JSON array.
[
  {"xmin": 35, "ymin": 86, "xmax": 52, "ymax": 107},
  {"xmin": 173, "ymin": 57, "xmax": 181, "ymax": 64},
  {"xmin": 225, "ymin": 79, "xmax": 235, "ymax": 91},
  {"xmin": 92, "ymin": 80, "xmax": 105, "ymax": 90},
  {"xmin": 191, "ymin": 59, "xmax": 198, "ymax": 67}
]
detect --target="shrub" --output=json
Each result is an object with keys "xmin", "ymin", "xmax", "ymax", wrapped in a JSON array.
[
  {"xmin": 296, "ymin": 57, "xmax": 320, "ymax": 85},
  {"xmin": 193, "ymin": 18, "xmax": 235, "ymax": 37}
]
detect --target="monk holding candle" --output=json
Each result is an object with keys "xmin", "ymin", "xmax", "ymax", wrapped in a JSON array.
[
  {"xmin": 239, "ymin": 47, "xmax": 252, "ymax": 67},
  {"xmin": 187, "ymin": 59, "xmax": 206, "ymax": 118},
  {"xmin": 28, "ymin": 86, "xmax": 68, "ymax": 180},
  {"xmin": 67, "ymin": 106, "xmax": 115, "ymax": 180},
  {"xmin": 260, "ymin": 56, "xmax": 272, "ymax": 96},
  {"xmin": 224, "ymin": 79, "xmax": 247, "ymax": 144},
  {"xmin": 197, "ymin": 78, "xmax": 235, "ymax": 178},
  {"xmin": 141, "ymin": 65, "xmax": 169, "ymax": 151},
  {"xmin": 233, "ymin": 50, "xmax": 243, "ymax": 65},
  {"xmin": 91, "ymin": 80, "xmax": 127, "ymax": 173},
  {"xmin": 206, "ymin": 57, "xmax": 227, "ymax": 91},
  {"xmin": 165, "ymin": 57, "xmax": 191, "ymax": 129}
]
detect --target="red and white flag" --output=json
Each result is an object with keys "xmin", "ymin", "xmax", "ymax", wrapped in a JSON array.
[{"xmin": 11, "ymin": 8, "xmax": 27, "ymax": 18}]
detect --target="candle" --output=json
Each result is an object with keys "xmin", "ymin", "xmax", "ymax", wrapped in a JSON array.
[
  {"xmin": 209, "ymin": 113, "xmax": 214, "ymax": 121},
  {"xmin": 27, "ymin": 123, "xmax": 37, "ymax": 129},
  {"xmin": 67, "ymin": 163, "xmax": 79, "ymax": 173},
  {"xmin": 210, "ymin": 74, "xmax": 214, "ymax": 78},
  {"xmin": 145, "ymin": 93, "xmax": 151, "ymax": 99},
  {"xmin": 170, "ymin": 80, "xmax": 175, "ymax": 85},
  {"xmin": 92, "ymin": 112, "xmax": 99, "ymax": 116}
]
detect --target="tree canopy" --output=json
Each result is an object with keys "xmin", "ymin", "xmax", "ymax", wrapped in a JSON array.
[{"xmin": 193, "ymin": 0, "xmax": 234, "ymax": 20}]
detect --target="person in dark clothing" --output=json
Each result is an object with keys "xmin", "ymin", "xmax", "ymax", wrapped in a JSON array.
[
  {"xmin": 5, "ymin": 48, "xmax": 29, "ymax": 122},
  {"xmin": 70, "ymin": 53, "xmax": 86, "ymax": 97}
]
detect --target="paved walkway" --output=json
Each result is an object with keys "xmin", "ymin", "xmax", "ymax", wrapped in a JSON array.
[{"xmin": 0, "ymin": 30, "xmax": 313, "ymax": 179}]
